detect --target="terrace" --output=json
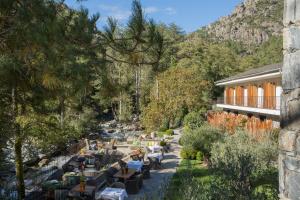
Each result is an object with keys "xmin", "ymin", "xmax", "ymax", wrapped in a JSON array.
[{"xmin": 0, "ymin": 125, "xmax": 181, "ymax": 200}]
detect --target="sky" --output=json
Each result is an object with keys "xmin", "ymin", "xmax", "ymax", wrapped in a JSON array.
[{"xmin": 65, "ymin": 0, "xmax": 244, "ymax": 33}]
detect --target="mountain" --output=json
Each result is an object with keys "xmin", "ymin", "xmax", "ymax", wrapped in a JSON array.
[{"xmin": 200, "ymin": 0, "xmax": 283, "ymax": 45}]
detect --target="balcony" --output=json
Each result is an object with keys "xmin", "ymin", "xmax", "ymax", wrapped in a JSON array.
[{"xmin": 216, "ymin": 96, "xmax": 280, "ymax": 116}]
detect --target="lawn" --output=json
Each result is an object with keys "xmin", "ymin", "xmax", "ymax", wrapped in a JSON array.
[{"xmin": 165, "ymin": 159, "xmax": 213, "ymax": 200}]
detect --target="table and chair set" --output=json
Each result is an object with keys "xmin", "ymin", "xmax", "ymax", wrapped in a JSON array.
[{"xmin": 41, "ymin": 142, "xmax": 166, "ymax": 200}]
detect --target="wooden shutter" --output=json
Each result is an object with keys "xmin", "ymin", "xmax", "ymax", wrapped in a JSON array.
[
  {"xmin": 248, "ymin": 85, "xmax": 258, "ymax": 107},
  {"xmin": 236, "ymin": 86, "xmax": 244, "ymax": 106},
  {"xmin": 263, "ymin": 82, "xmax": 276, "ymax": 109}
]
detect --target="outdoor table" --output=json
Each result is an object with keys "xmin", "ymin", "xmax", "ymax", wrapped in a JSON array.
[
  {"xmin": 127, "ymin": 160, "xmax": 143, "ymax": 172},
  {"xmin": 97, "ymin": 187, "xmax": 128, "ymax": 200},
  {"xmin": 69, "ymin": 184, "xmax": 96, "ymax": 199},
  {"xmin": 147, "ymin": 153, "xmax": 163, "ymax": 162},
  {"xmin": 148, "ymin": 145, "xmax": 162, "ymax": 153},
  {"xmin": 113, "ymin": 168, "xmax": 135, "ymax": 180},
  {"xmin": 83, "ymin": 168, "xmax": 99, "ymax": 177}
]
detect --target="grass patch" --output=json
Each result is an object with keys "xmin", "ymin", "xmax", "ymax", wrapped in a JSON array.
[{"xmin": 165, "ymin": 159, "xmax": 213, "ymax": 200}]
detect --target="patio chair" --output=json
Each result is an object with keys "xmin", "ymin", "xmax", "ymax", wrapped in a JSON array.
[
  {"xmin": 111, "ymin": 182, "xmax": 125, "ymax": 189},
  {"xmin": 135, "ymin": 174, "xmax": 143, "ymax": 189},
  {"xmin": 86, "ymin": 173, "xmax": 106, "ymax": 191},
  {"xmin": 105, "ymin": 167, "xmax": 119, "ymax": 185},
  {"xmin": 118, "ymin": 160, "xmax": 127, "ymax": 169},
  {"xmin": 54, "ymin": 189, "xmax": 69, "ymax": 200},
  {"xmin": 147, "ymin": 157, "xmax": 161, "ymax": 170},
  {"xmin": 125, "ymin": 178, "xmax": 139, "ymax": 194},
  {"xmin": 85, "ymin": 156, "xmax": 96, "ymax": 168},
  {"xmin": 141, "ymin": 164, "xmax": 151, "ymax": 179}
]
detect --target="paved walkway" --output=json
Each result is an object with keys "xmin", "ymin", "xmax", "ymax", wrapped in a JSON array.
[{"xmin": 128, "ymin": 129, "xmax": 182, "ymax": 200}]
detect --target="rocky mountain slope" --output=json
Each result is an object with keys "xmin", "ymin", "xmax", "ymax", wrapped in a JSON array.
[{"xmin": 201, "ymin": 0, "xmax": 283, "ymax": 45}]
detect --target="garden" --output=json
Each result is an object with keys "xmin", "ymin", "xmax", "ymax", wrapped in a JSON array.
[{"xmin": 166, "ymin": 111, "xmax": 279, "ymax": 200}]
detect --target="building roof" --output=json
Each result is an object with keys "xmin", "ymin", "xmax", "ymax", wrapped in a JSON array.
[{"xmin": 215, "ymin": 63, "xmax": 282, "ymax": 85}]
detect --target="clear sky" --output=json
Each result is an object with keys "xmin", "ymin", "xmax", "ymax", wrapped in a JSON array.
[{"xmin": 65, "ymin": 0, "xmax": 244, "ymax": 33}]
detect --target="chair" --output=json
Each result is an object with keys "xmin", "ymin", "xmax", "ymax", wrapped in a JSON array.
[
  {"xmin": 141, "ymin": 164, "xmax": 151, "ymax": 179},
  {"xmin": 111, "ymin": 182, "xmax": 125, "ymax": 189},
  {"xmin": 118, "ymin": 160, "xmax": 127, "ymax": 169},
  {"xmin": 125, "ymin": 178, "xmax": 139, "ymax": 194},
  {"xmin": 54, "ymin": 189, "xmax": 69, "ymax": 200},
  {"xmin": 147, "ymin": 157, "xmax": 161, "ymax": 170},
  {"xmin": 135, "ymin": 174, "xmax": 143, "ymax": 189},
  {"xmin": 105, "ymin": 167, "xmax": 118, "ymax": 185},
  {"xmin": 86, "ymin": 173, "xmax": 107, "ymax": 191}
]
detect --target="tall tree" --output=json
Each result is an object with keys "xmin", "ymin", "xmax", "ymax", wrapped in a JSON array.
[
  {"xmin": 99, "ymin": 0, "xmax": 164, "ymax": 120},
  {"xmin": 0, "ymin": 1, "xmax": 101, "ymax": 198}
]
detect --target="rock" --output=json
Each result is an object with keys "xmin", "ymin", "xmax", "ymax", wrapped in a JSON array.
[{"xmin": 201, "ymin": 0, "xmax": 283, "ymax": 45}]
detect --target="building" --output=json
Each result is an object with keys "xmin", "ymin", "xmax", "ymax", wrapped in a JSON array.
[{"xmin": 209, "ymin": 63, "xmax": 282, "ymax": 134}]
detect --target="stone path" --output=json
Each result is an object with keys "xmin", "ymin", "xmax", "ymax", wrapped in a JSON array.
[{"xmin": 128, "ymin": 129, "xmax": 182, "ymax": 200}]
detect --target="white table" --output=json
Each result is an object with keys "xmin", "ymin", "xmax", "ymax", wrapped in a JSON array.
[
  {"xmin": 147, "ymin": 153, "xmax": 163, "ymax": 162},
  {"xmin": 148, "ymin": 145, "xmax": 162, "ymax": 153},
  {"xmin": 127, "ymin": 160, "xmax": 143, "ymax": 172},
  {"xmin": 97, "ymin": 187, "xmax": 128, "ymax": 200}
]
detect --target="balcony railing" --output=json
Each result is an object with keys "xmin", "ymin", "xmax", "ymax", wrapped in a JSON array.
[{"xmin": 217, "ymin": 96, "xmax": 280, "ymax": 110}]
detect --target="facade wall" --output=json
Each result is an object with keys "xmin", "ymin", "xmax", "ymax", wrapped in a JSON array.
[{"xmin": 223, "ymin": 78, "xmax": 282, "ymax": 110}]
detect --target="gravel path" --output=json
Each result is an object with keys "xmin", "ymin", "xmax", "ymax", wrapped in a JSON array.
[{"xmin": 128, "ymin": 129, "xmax": 182, "ymax": 200}]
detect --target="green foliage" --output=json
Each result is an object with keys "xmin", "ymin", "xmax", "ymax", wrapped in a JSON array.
[
  {"xmin": 165, "ymin": 159, "xmax": 212, "ymax": 200},
  {"xmin": 252, "ymin": 184, "xmax": 279, "ymax": 200},
  {"xmin": 159, "ymin": 140, "xmax": 167, "ymax": 147},
  {"xmin": 165, "ymin": 129, "xmax": 174, "ymax": 136},
  {"xmin": 141, "ymin": 67, "xmax": 211, "ymax": 132},
  {"xmin": 210, "ymin": 131, "xmax": 278, "ymax": 199},
  {"xmin": 181, "ymin": 124, "xmax": 223, "ymax": 156},
  {"xmin": 196, "ymin": 151, "xmax": 204, "ymax": 161},
  {"xmin": 183, "ymin": 109, "xmax": 206, "ymax": 129},
  {"xmin": 180, "ymin": 147, "xmax": 198, "ymax": 160}
]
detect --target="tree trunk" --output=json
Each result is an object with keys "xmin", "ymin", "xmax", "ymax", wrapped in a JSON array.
[
  {"xmin": 15, "ymin": 134, "xmax": 25, "ymax": 200},
  {"xmin": 119, "ymin": 94, "xmax": 122, "ymax": 121},
  {"xmin": 135, "ymin": 66, "xmax": 140, "ymax": 120},
  {"xmin": 11, "ymin": 88, "xmax": 25, "ymax": 199},
  {"xmin": 156, "ymin": 78, "xmax": 159, "ymax": 101},
  {"xmin": 59, "ymin": 96, "xmax": 65, "ymax": 128}
]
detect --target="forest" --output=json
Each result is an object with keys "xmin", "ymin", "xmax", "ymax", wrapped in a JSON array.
[{"xmin": 0, "ymin": 0, "xmax": 282, "ymax": 198}]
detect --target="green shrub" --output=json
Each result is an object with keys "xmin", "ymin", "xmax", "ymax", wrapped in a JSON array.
[
  {"xmin": 180, "ymin": 124, "xmax": 223, "ymax": 156},
  {"xmin": 160, "ymin": 141, "xmax": 167, "ymax": 146},
  {"xmin": 196, "ymin": 151, "xmax": 204, "ymax": 161},
  {"xmin": 165, "ymin": 129, "xmax": 174, "ymax": 136},
  {"xmin": 178, "ymin": 137, "xmax": 183, "ymax": 146},
  {"xmin": 252, "ymin": 184, "xmax": 278, "ymax": 200},
  {"xmin": 210, "ymin": 131, "xmax": 278, "ymax": 199},
  {"xmin": 183, "ymin": 109, "xmax": 206, "ymax": 129},
  {"xmin": 180, "ymin": 147, "xmax": 197, "ymax": 160},
  {"xmin": 158, "ymin": 118, "xmax": 170, "ymax": 132}
]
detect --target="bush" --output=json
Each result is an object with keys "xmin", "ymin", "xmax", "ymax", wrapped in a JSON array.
[
  {"xmin": 196, "ymin": 151, "xmax": 204, "ymax": 161},
  {"xmin": 178, "ymin": 137, "xmax": 183, "ymax": 146},
  {"xmin": 165, "ymin": 129, "xmax": 174, "ymax": 136},
  {"xmin": 183, "ymin": 109, "xmax": 206, "ymax": 129},
  {"xmin": 160, "ymin": 141, "xmax": 167, "ymax": 146},
  {"xmin": 158, "ymin": 118, "xmax": 170, "ymax": 132},
  {"xmin": 210, "ymin": 131, "xmax": 278, "ymax": 199},
  {"xmin": 180, "ymin": 124, "xmax": 223, "ymax": 156},
  {"xmin": 180, "ymin": 147, "xmax": 198, "ymax": 160}
]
